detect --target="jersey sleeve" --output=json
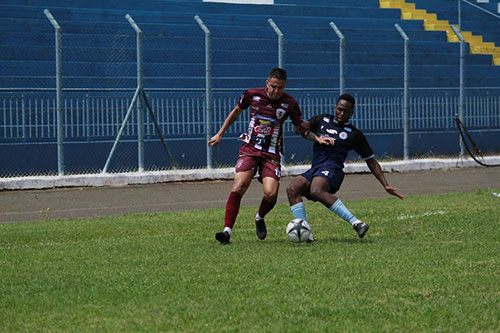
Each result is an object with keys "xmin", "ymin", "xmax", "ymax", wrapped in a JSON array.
[
  {"xmin": 308, "ymin": 114, "xmax": 324, "ymax": 134},
  {"xmin": 237, "ymin": 90, "xmax": 252, "ymax": 110},
  {"xmin": 289, "ymin": 100, "xmax": 304, "ymax": 126},
  {"xmin": 353, "ymin": 131, "xmax": 375, "ymax": 160}
]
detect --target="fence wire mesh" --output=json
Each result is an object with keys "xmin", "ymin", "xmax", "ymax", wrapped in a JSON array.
[{"xmin": 1, "ymin": 10, "xmax": 500, "ymax": 177}]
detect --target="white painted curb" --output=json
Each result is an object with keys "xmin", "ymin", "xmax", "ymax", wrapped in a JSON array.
[{"xmin": 1, "ymin": 156, "xmax": 499, "ymax": 190}]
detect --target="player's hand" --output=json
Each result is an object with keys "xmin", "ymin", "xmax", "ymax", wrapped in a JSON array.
[
  {"xmin": 384, "ymin": 185, "xmax": 404, "ymax": 200},
  {"xmin": 208, "ymin": 134, "xmax": 222, "ymax": 146},
  {"xmin": 295, "ymin": 121, "xmax": 310, "ymax": 137},
  {"xmin": 317, "ymin": 136, "xmax": 335, "ymax": 146}
]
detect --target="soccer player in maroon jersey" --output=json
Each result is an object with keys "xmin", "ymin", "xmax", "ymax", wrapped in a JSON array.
[
  {"xmin": 208, "ymin": 68, "xmax": 308, "ymax": 244},
  {"xmin": 286, "ymin": 94, "xmax": 404, "ymax": 241}
]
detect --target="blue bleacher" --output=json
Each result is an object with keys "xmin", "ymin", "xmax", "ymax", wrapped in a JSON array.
[{"xmin": 0, "ymin": 0, "xmax": 499, "ymax": 90}]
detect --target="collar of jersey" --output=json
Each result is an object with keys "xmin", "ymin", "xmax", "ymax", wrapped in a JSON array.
[{"xmin": 333, "ymin": 119, "xmax": 351, "ymax": 126}]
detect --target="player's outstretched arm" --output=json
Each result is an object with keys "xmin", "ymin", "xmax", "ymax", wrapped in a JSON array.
[
  {"xmin": 297, "ymin": 121, "xmax": 334, "ymax": 145},
  {"xmin": 294, "ymin": 121, "xmax": 310, "ymax": 137},
  {"xmin": 365, "ymin": 158, "xmax": 404, "ymax": 200},
  {"xmin": 208, "ymin": 105, "xmax": 244, "ymax": 146},
  {"xmin": 303, "ymin": 132, "xmax": 335, "ymax": 145}
]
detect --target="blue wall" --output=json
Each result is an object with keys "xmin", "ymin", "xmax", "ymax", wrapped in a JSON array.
[{"xmin": 1, "ymin": 0, "xmax": 499, "ymax": 176}]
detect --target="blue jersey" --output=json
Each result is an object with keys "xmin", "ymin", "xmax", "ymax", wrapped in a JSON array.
[{"xmin": 309, "ymin": 114, "xmax": 374, "ymax": 169}]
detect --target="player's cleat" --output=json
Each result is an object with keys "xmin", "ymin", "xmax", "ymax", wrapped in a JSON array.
[
  {"xmin": 255, "ymin": 215, "xmax": 267, "ymax": 240},
  {"xmin": 215, "ymin": 231, "xmax": 231, "ymax": 245},
  {"xmin": 352, "ymin": 220, "xmax": 369, "ymax": 238}
]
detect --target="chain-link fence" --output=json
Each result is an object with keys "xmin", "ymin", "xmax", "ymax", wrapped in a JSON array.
[{"xmin": 1, "ymin": 8, "xmax": 500, "ymax": 178}]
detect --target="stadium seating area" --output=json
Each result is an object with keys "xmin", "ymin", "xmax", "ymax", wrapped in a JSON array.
[
  {"xmin": 406, "ymin": 0, "xmax": 500, "ymax": 45},
  {"xmin": 1, "ymin": 0, "xmax": 500, "ymax": 175},
  {"xmin": 1, "ymin": 0, "xmax": 500, "ymax": 90},
  {"xmin": 383, "ymin": 0, "xmax": 500, "ymax": 65}
]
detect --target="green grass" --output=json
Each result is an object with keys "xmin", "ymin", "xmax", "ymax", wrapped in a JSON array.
[{"xmin": 1, "ymin": 190, "xmax": 500, "ymax": 332}]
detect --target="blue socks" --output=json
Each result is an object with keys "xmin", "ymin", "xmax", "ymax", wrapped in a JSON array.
[
  {"xmin": 290, "ymin": 202, "xmax": 307, "ymax": 221},
  {"xmin": 330, "ymin": 199, "xmax": 357, "ymax": 224},
  {"xmin": 291, "ymin": 200, "xmax": 357, "ymax": 225}
]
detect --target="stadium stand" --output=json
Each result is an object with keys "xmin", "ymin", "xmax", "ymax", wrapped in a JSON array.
[
  {"xmin": 382, "ymin": 0, "xmax": 500, "ymax": 65},
  {"xmin": 0, "ymin": 0, "xmax": 499, "ymax": 90},
  {"xmin": 1, "ymin": 0, "xmax": 500, "ymax": 178}
]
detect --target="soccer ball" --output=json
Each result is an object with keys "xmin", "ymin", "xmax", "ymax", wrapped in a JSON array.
[{"xmin": 286, "ymin": 218, "xmax": 311, "ymax": 243}]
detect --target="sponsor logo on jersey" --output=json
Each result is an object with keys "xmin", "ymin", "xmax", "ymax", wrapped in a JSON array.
[
  {"xmin": 323, "ymin": 117, "xmax": 330, "ymax": 123},
  {"xmin": 276, "ymin": 108, "xmax": 286, "ymax": 119},
  {"xmin": 254, "ymin": 124, "xmax": 273, "ymax": 136},
  {"xmin": 339, "ymin": 132, "xmax": 348, "ymax": 140},
  {"xmin": 238, "ymin": 133, "xmax": 250, "ymax": 142},
  {"xmin": 255, "ymin": 114, "xmax": 278, "ymax": 124},
  {"xmin": 326, "ymin": 128, "xmax": 338, "ymax": 135}
]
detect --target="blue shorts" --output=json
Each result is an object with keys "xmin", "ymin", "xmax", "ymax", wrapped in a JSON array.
[{"xmin": 301, "ymin": 165, "xmax": 344, "ymax": 194}]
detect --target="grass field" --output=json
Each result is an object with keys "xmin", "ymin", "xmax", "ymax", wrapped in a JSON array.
[{"xmin": 1, "ymin": 190, "xmax": 500, "ymax": 331}]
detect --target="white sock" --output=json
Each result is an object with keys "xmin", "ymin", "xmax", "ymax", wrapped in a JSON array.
[
  {"xmin": 352, "ymin": 219, "xmax": 362, "ymax": 226},
  {"xmin": 224, "ymin": 227, "xmax": 232, "ymax": 235}
]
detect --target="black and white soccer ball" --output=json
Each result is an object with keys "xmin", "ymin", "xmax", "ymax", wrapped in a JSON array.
[{"xmin": 286, "ymin": 218, "xmax": 311, "ymax": 243}]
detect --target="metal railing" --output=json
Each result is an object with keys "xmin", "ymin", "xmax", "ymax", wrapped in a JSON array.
[
  {"xmin": 2, "ymin": 88, "xmax": 499, "ymax": 138},
  {"xmin": 1, "ymin": 9, "xmax": 500, "ymax": 177}
]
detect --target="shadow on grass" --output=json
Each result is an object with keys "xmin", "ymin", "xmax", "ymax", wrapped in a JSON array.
[
  {"xmin": 322, "ymin": 237, "xmax": 375, "ymax": 244},
  {"xmin": 209, "ymin": 232, "xmax": 375, "ymax": 246},
  {"xmin": 245, "ymin": 237, "xmax": 375, "ymax": 245}
]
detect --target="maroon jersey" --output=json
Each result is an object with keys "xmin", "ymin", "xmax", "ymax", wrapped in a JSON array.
[{"xmin": 237, "ymin": 87, "xmax": 303, "ymax": 159}]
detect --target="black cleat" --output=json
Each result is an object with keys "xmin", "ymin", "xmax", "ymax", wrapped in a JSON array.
[
  {"xmin": 215, "ymin": 231, "xmax": 230, "ymax": 244},
  {"xmin": 255, "ymin": 216, "xmax": 267, "ymax": 240},
  {"xmin": 353, "ymin": 221, "xmax": 369, "ymax": 238}
]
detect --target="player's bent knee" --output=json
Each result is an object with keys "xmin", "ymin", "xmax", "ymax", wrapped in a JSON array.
[
  {"xmin": 309, "ymin": 187, "xmax": 324, "ymax": 202},
  {"xmin": 286, "ymin": 183, "xmax": 300, "ymax": 199},
  {"xmin": 231, "ymin": 180, "xmax": 251, "ymax": 194},
  {"xmin": 263, "ymin": 189, "xmax": 278, "ymax": 203}
]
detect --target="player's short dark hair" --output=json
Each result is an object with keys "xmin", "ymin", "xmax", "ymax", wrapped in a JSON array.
[
  {"xmin": 337, "ymin": 93, "xmax": 355, "ymax": 107},
  {"xmin": 268, "ymin": 68, "xmax": 287, "ymax": 81}
]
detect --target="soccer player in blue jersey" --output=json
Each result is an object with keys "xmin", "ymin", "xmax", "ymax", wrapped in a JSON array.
[{"xmin": 286, "ymin": 94, "xmax": 404, "ymax": 241}]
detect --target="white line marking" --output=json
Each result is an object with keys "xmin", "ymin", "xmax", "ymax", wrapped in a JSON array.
[{"xmin": 397, "ymin": 210, "xmax": 447, "ymax": 221}]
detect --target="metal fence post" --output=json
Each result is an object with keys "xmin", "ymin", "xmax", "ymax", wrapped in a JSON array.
[
  {"xmin": 44, "ymin": 9, "xmax": 64, "ymax": 176},
  {"xmin": 451, "ymin": 25, "xmax": 466, "ymax": 157},
  {"xmin": 195, "ymin": 15, "xmax": 213, "ymax": 168},
  {"xmin": 126, "ymin": 14, "xmax": 145, "ymax": 172},
  {"xmin": 329, "ymin": 22, "xmax": 345, "ymax": 95},
  {"xmin": 395, "ymin": 23, "xmax": 410, "ymax": 160},
  {"xmin": 268, "ymin": 19, "xmax": 284, "ymax": 68},
  {"xmin": 458, "ymin": 0, "xmax": 462, "ymax": 29}
]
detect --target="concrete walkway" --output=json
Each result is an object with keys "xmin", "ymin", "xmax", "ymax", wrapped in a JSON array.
[{"xmin": 1, "ymin": 166, "xmax": 499, "ymax": 224}]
